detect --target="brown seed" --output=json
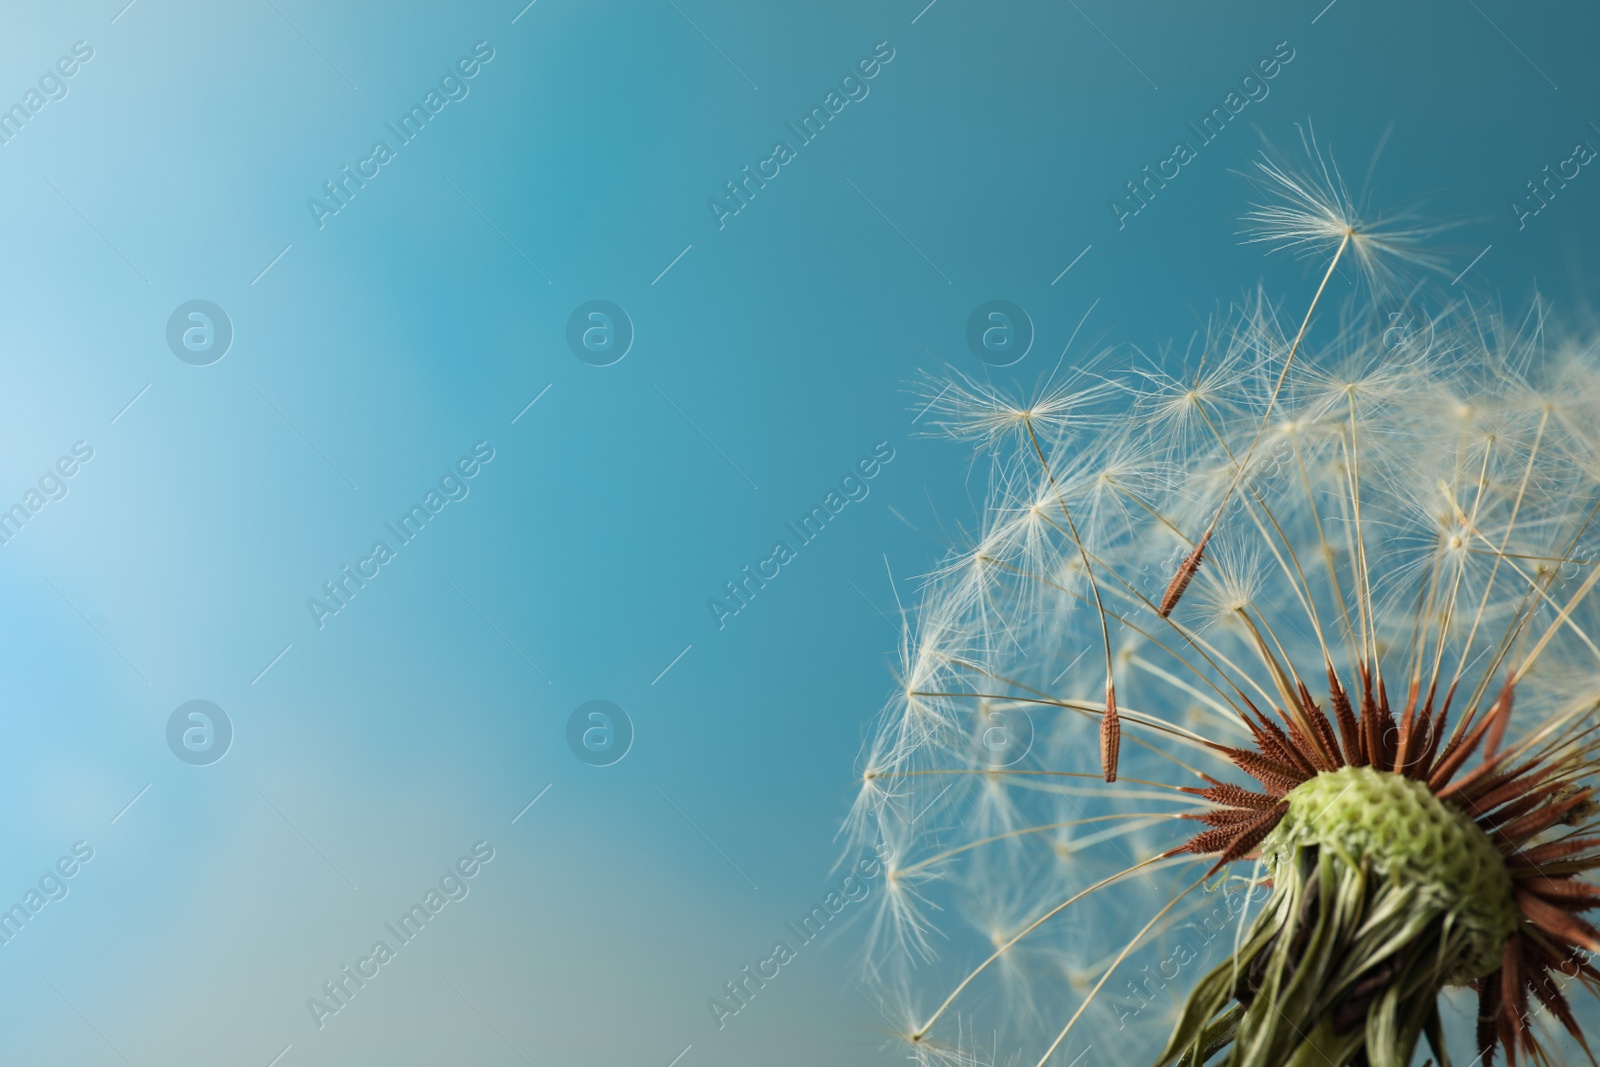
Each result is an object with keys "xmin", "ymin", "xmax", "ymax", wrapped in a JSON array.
[
  {"xmin": 1190, "ymin": 806, "xmax": 1273, "ymax": 828},
  {"xmin": 1223, "ymin": 747, "xmax": 1306, "ymax": 795},
  {"xmin": 1499, "ymin": 790, "xmax": 1594, "ymax": 847},
  {"xmin": 1327, "ymin": 666, "xmax": 1363, "ymax": 767},
  {"xmin": 1517, "ymin": 891, "xmax": 1600, "ymax": 953},
  {"xmin": 1205, "ymin": 803, "xmax": 1287, "ymax": 875},
  {"xmin": 1428, "ymin": 691, "xmax": 1509, "ymax": 792},
  {"xmin": 1513, "ymin": 835, "xmax": 1600, "ymax": 868},
  {"xmin": 1415, "ymin": 682, "xmax": 1451, "ymax": 778},
  {"xmin": 1297, "ymin": 681, "xmax": 1343, "ymax": 770},
  {"xmin": 1100, "ymin": 685, "xmax": 1120, "ymax": 783},
  {"xmin": 1185, "ymin": 782, "xmax": 1281, "ymax": 811},
  {"xmin": 1475, "ymin": 973, "xmax": 1500, "ymax": 1067},
  {"xmin": 1158, "ymin": 528, "xmax": 1212, "ymax": 618},
  {"xmin": 1519, "ymin": 876, "xmax": 1600, "ymax": 906},
  {"xmin": 1248, "ymin": 710, "xmax": 1315, "ymax": 777}
]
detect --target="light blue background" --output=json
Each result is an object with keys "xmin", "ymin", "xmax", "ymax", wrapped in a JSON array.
[{"xmin": 0, "ymin": 0, "xmax": 1596, "ymax": 1063}]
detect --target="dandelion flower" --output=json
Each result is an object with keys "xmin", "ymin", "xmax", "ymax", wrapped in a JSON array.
[{"xmin": 849, "ymin": 135, "xmax": 1600, "ymax": 1067}]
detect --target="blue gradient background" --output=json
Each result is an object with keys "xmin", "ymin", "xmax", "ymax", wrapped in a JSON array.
[{"xmin": 0, "ymin": 1, "xmax": 1596, "ymax": 1064}]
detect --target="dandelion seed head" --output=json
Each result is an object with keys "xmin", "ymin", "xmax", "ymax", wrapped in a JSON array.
[{"xmin": 849, "ymin": 129, "xmax": 1600, "ymax": 1067}]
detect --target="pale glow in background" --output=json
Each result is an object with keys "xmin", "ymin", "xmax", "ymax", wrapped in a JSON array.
[{"xmin": 0, "ymin": 1, "xmax": 1594, "ymax": 1064}]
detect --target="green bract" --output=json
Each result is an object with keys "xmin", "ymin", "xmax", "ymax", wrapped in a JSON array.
[
  {"xmin": 1156, "ymin": 767, "xmax": 1527, "ymax": 1067},
  {"xmin": 1265, "ymin": 766, "xmax": 1518, "ymax": 982}
]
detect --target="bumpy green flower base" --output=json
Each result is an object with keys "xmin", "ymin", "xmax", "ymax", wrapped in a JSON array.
[
  {"xmin": 1265, "ymin": 766, "xmax": 1518, "ymax": 981},
  {"xmin": 1155, "ymin": 767, "xmax": 1519, "ymax": 1067}
]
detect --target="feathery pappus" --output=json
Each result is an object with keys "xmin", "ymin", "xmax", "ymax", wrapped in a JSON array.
[{"xmin": 846, "ymin": 128, "xmax": 1600, "ymax": 1067}]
